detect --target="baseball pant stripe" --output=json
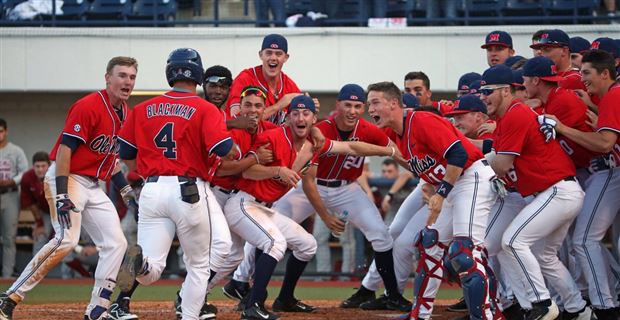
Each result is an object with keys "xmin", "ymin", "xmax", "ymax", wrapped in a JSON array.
[
  {"xmin": 508, "ymin": 186, "xmax": 557, "ymax": 302},
  {"xmin": 486, "ymin": 198, "xmax": 504, "ymax": 239},
  {"xmin": 239, "ymin": 198, "xmax": 275, "ymax": 256},
  {"xmin": 579, "ymin": 169, "xmax": 613, "ymax": 306},
  {"xmin": 468, "ymin": 172, "xmax": 480, "ymax": 238}
]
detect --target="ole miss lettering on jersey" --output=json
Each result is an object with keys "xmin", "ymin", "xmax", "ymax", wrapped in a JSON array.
[
  {"xmin": 50, "ymin": 90, "xmax": 127, "ymax": 181},
  {"xmin": 543, "ymin": 87, "xmax": 598, "ymax": 168},
  {"xmin": 315, "ymin": 116, "xmax": 390, "ymax": 181},
  {"xmin": 235, "ymin": 126, "xmax": 320, "ymax": 203},
  {"xmin": 596, "ymin": 83, "xmax": 620, "ymax": 165},
  {"xmin": 226, "ymin": 66, "xmax": 300, "ymax": 125},
  {"xmin": 210, "ymin": 120, "xmax": 278, "ymax": 191},
  {"xmin": 494, "ymin": 100, "xmax": 576, "ymax": 196},
  {"xmin": 388, "ymin": 111, "xmax": 483, "ymax": 185},
  {"xmin": 118, "ymin": 90, "xmax": 231, "ymax": 180}
]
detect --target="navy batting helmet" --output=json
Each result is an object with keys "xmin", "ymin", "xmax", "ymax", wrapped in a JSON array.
[{"xmin": 165, "ymin": 48, "xmax": 204, "ymax": 87}]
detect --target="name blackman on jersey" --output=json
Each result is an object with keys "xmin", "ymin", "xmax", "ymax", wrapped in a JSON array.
[{"xmin": 146, "ymin": 103, "xmax": 196, "ymax": 120}]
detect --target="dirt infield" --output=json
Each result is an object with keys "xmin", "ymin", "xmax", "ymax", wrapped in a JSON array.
[{"xmin": 14, "ymin": 299, "xmax": 464, "ymax": 319}]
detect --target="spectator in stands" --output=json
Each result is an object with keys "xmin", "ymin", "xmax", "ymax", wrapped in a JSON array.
[
  {"xmin": 481, "ymin": 30, "xmax": 515, "ymax": 66},
  {"xmin": 531, "ymin": 29, "xmax": 547, "ymax": 57},
  {"xmin": 380, "ymin": 159, "xmax": 413, "ymax": 226},
  {"xmin": 255, "ymin": 0, "xmax": 286, "ymax": 27},
  {"xmin": 19, "ymin": 151, "xmax": 51, "ymax": 255},
  {"xmin": 0, "ymin": 118, "xmax": 28, "ymax": 278},
  {"xmin": 426, "ymin": 0, "xmax": 457, "ymax": 26},
  {"xmin": 604, "ymin": 0, "xmax": 617, "ymax": 22},
  {"xmin": 569, "ymin": 36, "xmax": 591, "ymax": 70}
]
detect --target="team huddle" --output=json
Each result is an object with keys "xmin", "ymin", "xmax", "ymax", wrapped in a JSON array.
[{"xmin": 0, "ymin": 28, "xmax": 618, "ymax": 320}]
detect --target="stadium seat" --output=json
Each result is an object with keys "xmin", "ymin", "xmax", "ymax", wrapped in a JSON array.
[
  {"xmin": 387, "ymin": 0, "xmax": 414, "ymax": 18},
  {"xmin": 129, "ymin": 0, "xmax": 177, "ymax": 21},
  {"xmin": 0, "ymin": 0, "xmax": 26, "ymax": 20},
  {"xmin": 286, "ymin": 0, "xmax": 313, "ymax": 16},
  {"xmin": 544, "ymin": 0, "xmax": 600, "ymax": 24},
  {"xmin": 460, "ymin": 0, "xmax": 504, "ymax": 25},
  {"xmin": 40, "ymin": 0, "xmax": 90, "ymax": 20},
  {"xmin": 86, "ymin": 0, "xmax": 133, "ymax": 20},
  {"xmin": 502, "ymin": 0, "xmax": 545, "ymax": 23}
]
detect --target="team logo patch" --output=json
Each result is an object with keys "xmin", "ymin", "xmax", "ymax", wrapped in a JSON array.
[
  {"xmin": 489, "ymin": 33, "xmax": 500, "ymax": 42},
  {"xmin": 541, "ymin": 33, "xmax": 549, "ymax": 39},
  {"xmin": 270, "ymin": 43, "xmax": 279, "ymax": 49},
  {"xmin": 73, "ymin": 124, "xmax": 81, "ymax": 132},
  {"xmin": 350, "ymin": 95, "xmax": 358, "ymax": 100},
  {"xmin": 591, "ymin": 41, "xmax": 600, "ymax": 49},
  {"xmin": 550, "ymin": 65, "xmax": 557, "ymax": 74},
  {"xmin": 297, "ymin": 103, "xmax": 306, "ymax": 108}
]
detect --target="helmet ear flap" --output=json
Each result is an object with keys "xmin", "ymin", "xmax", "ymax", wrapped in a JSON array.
[{"xmin": 165, "ymin": 48, "xmax": 204, "ymax": 87}]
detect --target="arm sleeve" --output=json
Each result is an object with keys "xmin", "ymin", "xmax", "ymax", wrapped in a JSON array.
[
  {"xmin": 60, "ymin": 135, "xmax": 83, "ymax": 152},
  {"xmin": 445, "ymin": 141, "xmax": 467, "ymax": 168}
]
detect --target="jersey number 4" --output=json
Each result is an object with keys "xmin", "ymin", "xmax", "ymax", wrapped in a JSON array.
[{"xmin": 154, "ymin": 122, "xmax": 177, "ymax": 159}]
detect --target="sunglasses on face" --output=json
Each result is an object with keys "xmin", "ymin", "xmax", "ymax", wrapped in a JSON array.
[
  {"xmin": 241, "ymin": 87, "xmax": 267, "ymax": 99},
  {"xmin": 479, "ymin": 85, "xmax": 509, "ymax": 96}
]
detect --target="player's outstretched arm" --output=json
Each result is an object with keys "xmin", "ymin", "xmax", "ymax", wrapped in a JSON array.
[
  {"xmin": 262, "ymin": 93, "xmax": 301, "ymax": 120},
  {"xmin": 328, "ymin": 140, "xmax": 396, "ymax": 157},
  {"xmin": 301, "ymin": 166, "xmax": 345, "ymax": 235}
]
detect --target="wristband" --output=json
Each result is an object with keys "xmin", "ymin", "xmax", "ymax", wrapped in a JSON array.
[
  {"xmin": 249, "ymin": 152, "xmax": 260, "ymax": 164},
  {"xmin": 111, "ymin": 171, "xmax": 130, "ymax": 190},
  {"xmin": 390, "ymin": 147, "xmax": 395, "ymax": 157},
  {"xmin": 436, "ymin": 180, "xmax": 454, "ymax": 198},
  {"xmin": 55, "ymin": 176, "xmax": 68, "ymax": 194}
]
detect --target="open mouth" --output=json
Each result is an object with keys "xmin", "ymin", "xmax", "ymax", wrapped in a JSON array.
[
  {"xmin": 268, "ymin": 62, "xmax": 278, "ymax": 71},
  {"xmin": 121, "ymin": 88, "xmax": 131, "ymax": 95},
  {"xmin": 371, "ymin": 115, "xmax": 380, "ymax": 123}
]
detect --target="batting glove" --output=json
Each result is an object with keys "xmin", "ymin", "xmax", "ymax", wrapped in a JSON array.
[
  {"xmin": 55, "ymin": 193, "xmax": 78, "ymax": 229},
  {"xmin": 119, "ymin": 185, "xmax": 139, "ymax": 211},
  {"xmin": 490, "ymin": 176, "xmax": 507, "ymax": 199},
  {"xmin": 537, "ymin": 115, "xmax": 557, "ymax": 143},
  {"xmin": 589, "ymin": 155, "xmax": 614, "ymax": 173}
]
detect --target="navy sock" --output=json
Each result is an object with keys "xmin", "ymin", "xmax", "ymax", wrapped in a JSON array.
[
  {"xmin": 116, "ymin": 279, "xmax": 139, "ymax": 302},
  {"xmin": 208, "ymin": 269, "xmax": 217, "ymax": 283},
  {"xmin": 248, "ymin": 253, "xmax": 277, "ymax": 307},
  {"xmin": 254, "ymin": 248, "xmax": 263, "ymax": 270},
  {"xmin": 277, "ymin": 254, "xmax": 308, "ymax": 302},
  {"xmin": 374, "ymin": 249, "xmax": 399, "ymax": 297}
]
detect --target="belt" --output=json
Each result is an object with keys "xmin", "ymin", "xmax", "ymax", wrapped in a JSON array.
[
  {"xmin": 481, "ymin": 159, "xmax": 489, "ymax": 166},
  {"xmin": 146, "ymin": 176, "xmax": 195, "ymax": 183},
  {"xmin": 563, "ymin": 176, "xmax": 577, "ymax": 182},
  {"xmin": 0, "ymin": 186, "xmax": 17, "ymax": 194},
  {"xmin": 316, "ymin": 179, "xmax": 351, "ymax": 188},
  {"xmin": 209, "ymin": 183, "xmax": 237, "ymax": 195},
  {"xmin": 253, "ymin": 197, "xmax": 273, "ymax": 208}
]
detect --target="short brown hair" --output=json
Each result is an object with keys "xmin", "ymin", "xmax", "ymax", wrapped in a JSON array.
[
  {"xmin": 404, "ymin": 71, "xmax": 431, "ymax": 90},
  {"xmin": 32, "ymin": 151, "xmax": 50, "ymax": 164},
  {"xmin": 106, "ymin": 56, "xmax": 138, "ymax": 74},
  {"xmin": 367, "ymin": 82, "xmax": 402, "ymax": 107},
  {"xmin": 582, "ymin": 50, "xmax": 616, "ymax": 79}
]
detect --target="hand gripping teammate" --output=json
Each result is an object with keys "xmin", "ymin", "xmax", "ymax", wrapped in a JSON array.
[
  {"xmin": 0, "ymin": 57, "xmax": 138, "ymax": 320},
  {"xmin": 114, "ymin": 48, "xmax": 234, "ymax": 320},
  {"xmin": 367, "ymin": 81, "xmax": 499, "ymax": 320}
]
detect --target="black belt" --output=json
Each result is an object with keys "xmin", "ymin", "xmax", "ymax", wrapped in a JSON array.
[
  {"xmin": 209, "ymin": 183, "xmax": 237, "ymax": 195},
  {"xmin": 0, "ymin": 186, "xmax": 17, "ymax": 194},
  {"xmin": 563, "ymin": 176, "xmax": 577, "ymax": 182},
  {"xmin": 146, "ymin": 176, "xmax": 195, "ymax": 183},
  {"xmin": 481, "ymin": 159, "xmax": 489, "ymax": 166},
  {"xmin": 253, "ymin": 197, "xmax": 273, "ymax": 208},
  {"xmin": 316, "ymin": 179, "xmax": 351, "ymax": 188}
]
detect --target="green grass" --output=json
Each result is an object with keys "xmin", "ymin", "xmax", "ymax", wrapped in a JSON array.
[{"xmin": 0, "ymin": 283, "xmax": 463, "ymax": 304}]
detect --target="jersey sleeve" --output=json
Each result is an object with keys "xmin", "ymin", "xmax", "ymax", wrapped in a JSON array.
[
  {"xmin": 317, "ymin": 138, "xmax": 334, "ymax": 158},
  {"xmin": 61, "ymin": 102, "xmax": 94, "ymax": 144},
  {"xmin": 597, "ymin": 93, "xmax": 620, "ymax": 135},
  {"xmin": 118, "ymin": 108, "xmax": 138, "ymax": 159},
  {"xmin": 202, "ymin": 105, "xmax": 233, "ymax": 157},
  {"xmin": 494, "ymin": 110, "xmax": 530, "ymax": 156},
  {"xmin": 413, "ymin": 115, "xmax": 461, "ymax": 158},
  {"xmin": 545, "ymin": 93, "xmax": 585, "ymax": 129}
]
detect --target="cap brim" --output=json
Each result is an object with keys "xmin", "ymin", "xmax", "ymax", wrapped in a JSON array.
[
  {"xmin": 444, "ymin": 109, "xmax": 471, "ymax": 116},
  {"xmin": 511, "ymin": 82, "xmax": 525, "ymax": 87},
  {"xmin": 481, "ymin": 43, "xmax": 511, "ymax": 49},
  {"xmin": 530, "ymin": 43, "xmax": 567, "ymax": 49},
  {"xmin": 539, "ymin": 75, "xmax": 564, "ymax": 82}
]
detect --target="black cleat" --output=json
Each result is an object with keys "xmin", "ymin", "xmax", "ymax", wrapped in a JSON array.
[
  {"xmin": 593, "ymin": 307, "xmax": 619, "ymax": 320},
  {"xmin": 222, "ymin": 279, "xmax": 250, "ymax": 301},
  {"xmin": 502, "ymin": 302, "xmax": 524, "ymax": 320},
  {"xmin": 524, "ymin": 299, "xmax": 558, "ymax": 320},
  {"xmin": 107, "ymin": 298, "xmax": 138, "ymax": 320},
  {"xmin": 359, "ymin": 294, "xmax": 390, "ymax": 310},
  {"xmin": 272, "ymin": 298, "xmax": 315, "ymax": 313},
  {"xmin": 241, "ymin": 302, "xmax": 280, "ymax": 320},
  {"xmin": 447, "ymin": 297, "xmax": 468, "ymax": 312},
  {"xmin": 117, "ymin": 245, "xmax": 144, "ymax": 292},
  {"xmin": 340, "ymin": 287, "xmax": 375, "ymax": 308},
  {"xmin": 559, "ymin": 306, "xmax": 591, "ymax": 320},
  {"xmin": 174, "ymin": 290, "xmax": 217, "ymax": 320},
  {"xmin": 0, "ymin": 293, "xmax": 16, "ymax": 320},
  {"xmin": 385, "ymin": 293, "xmax": 413, "ymax": 312}
]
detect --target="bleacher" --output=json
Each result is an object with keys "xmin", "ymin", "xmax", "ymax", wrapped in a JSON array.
[{"xmin": 0, "ymin": 0, "xmax": 612, "ymax": 27}]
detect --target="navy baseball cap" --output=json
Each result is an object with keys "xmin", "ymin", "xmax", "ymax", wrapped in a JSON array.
[
  {"xmin": 504, "ymin": 55, "xmax": 525, "ymax": 68},
  {"xmin": 481, "ymin": 65, "xmax": 514, "ymax": 87},
  {"xmin": 468, "ymin": 80, "xmax": 483, "ymax": 94},
  {"xmin": 261, "ymin": 34, "xmax": 288, "ymax": 53},
  {"xmin": 458, "ymin": 72, "xmax": 482, "ymax": 91},
  {"xmin": 512, "ymin": 69, "xmax": 525, "ymax": 87},
  {"xmin": 590, "ymin": 37, "xmax": 620, "ymax": 58},
  {"xmin": 481, "ymin": 31, "xmax": 513, "ymax": 49},
  {"xmin": 337, "ymin": 84, "xmax": 366, "ymax": 103},
  {"xmin": 522, "ymin": 56, "xmax": 564, "ymax": 82},
  {"xmin": 569, "ymin": 36, "xmax": 591, "ymax": 54},
  {"xmin": 288, "ymin": 95, "xmax": 316, "ymax": 113},
  {"xmin": 402, "ymin": 93, "xmax": 420, "ymax": 109},
  {"xmin": 530, "ymin": 29, "xmax": 570, "ymax": 49},
  {"xmin": 445, "ymin": 94, "xmax": 487, "ymax": 116}
]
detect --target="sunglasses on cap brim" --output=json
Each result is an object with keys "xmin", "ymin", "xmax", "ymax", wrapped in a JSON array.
[
  {"xmin": 205, "ymin": 76, "xmax": 231, "ymax": 85},
  {"xmin": 241, "ymin": 87, "xmax": 267, "ymax": 99}
]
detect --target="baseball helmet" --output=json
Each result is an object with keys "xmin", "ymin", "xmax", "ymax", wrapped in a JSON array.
[{"xmin": 165, "ymin": 48, "xmax": 204, "ymax": 87}]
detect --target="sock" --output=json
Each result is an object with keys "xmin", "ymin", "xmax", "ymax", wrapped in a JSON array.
[
  {"xmin": 208, "ymin": 269, "xmax": 217, "ymax": 283},
  {"xmin": 254, "ymin": 248, "xmax": 264, "ymax": 271},
  {"xmin": 374, "ymin": 249, "xmax": 399, "ymax": 297},
  {"xmin": 248, "ymin": 253, "xmax": 277, "ymax": 308},
  {"xmin": 116, "ymin": 280, "xmax": 139, "ymax": 302},
  {"xmin": 277, "ymin": 255, "xmax": 308, "ymax": 302}
]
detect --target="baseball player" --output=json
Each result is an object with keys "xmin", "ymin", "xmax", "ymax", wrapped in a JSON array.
[
  {"xmin": 482, "ymin": 30, "xmax": 515, "ymax": 67},
  {"xmin": 0, "ymin": 56, "xmax": 138, "ymax": 320},
  {"xmin": 569, "ymin": 37, "xmax": 591, "ymax": 70},
  {"xmin": 226, "ymin": 34, "xmax": 301, "ymax": 125},
  {"xmin": 115, "ymin": 48, "xmax": 234, "ymax": 320},
  {"xmin": 457, "ymin": 72, "xmax": 483, "ymax": 98},
  {"xmin": 367, "ymin": 81, "xmax": 499, "ymax": 320},
  {"xmin": 404, "ymin": 71, "xmax": 455, "ymax": 115},
  {"xmin": 545, "ymin": 50, "xmax": 620, "ymax": 320},
  {"xmin": 480, "ymin": 64, "xmax": 589, "ymax": 320}
]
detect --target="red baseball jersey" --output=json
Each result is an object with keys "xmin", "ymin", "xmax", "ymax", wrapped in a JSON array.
[
  {"xmin": 543, "ymin": 87, "xmax": 597, "ymax": 168},
  {"xmin": 236, "ymin": 126, "xmax": 320, "ymax": 203},
  {"xmin": 432, "ymin": 100, "xmax": 456, "ymax": 115},
  {"xmin": 20, "ymin": 168, "xmax": 50, "ymax": 214},
  {"xmin": 494, "ymin": 100, "xmax": 576, "ymax": 196},
  {"xmin": 596, "ymin": 83, "xmax": 620, "ymax": 164},
  {"xmin": 226, "ymin": 65, "xmax": 301, "ymax": 125},
  {"xmin": 50, "ymin": 90, "xmax": 127, "ymax": 181},
  {"xmin": 315, "ymin": 116, "xmax": 390, "ymax": 181},
  {"xmin": 119, "ymin": 90, "xmax": 231, "ymax": 180},
  {"xmin": 386, "ymin": 111, "xmax": 483, "ymax": 185},
  {"xmin": 558, "ymin": 69, "xmax": 586, "ymax": 91},
  {"xmin": 210, "ymin": 120, "xmax": 278, "ymax": 190}
]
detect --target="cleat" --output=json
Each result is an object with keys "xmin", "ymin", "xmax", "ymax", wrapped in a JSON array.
[
  {"xmin": 272, "ymin": 298, "xmax": 315, "ymax": 313},
  {"xmin": 593, "ymin": 307, "xmax": 619, "ymax": 320},
  {"xmin": 241, "ymin": 302, "xmax": 279, "ymax": 320},
  {"xmin": 174, "ymin": 291, "xmax": 182, "ymax": 320},
  {"xmin": 524, "ymin": 299, "xmax": 558, "ymax": 320},
  {"xmin": 117, "ymin": 245, "xmax": 144, "ymax": 292},
  {"xmin": 174, "ymin": 291, "xmax": 217, "ymax": 320},
  {"xmin": 385, "ymin": 293, "xmax": 412, "ymax": 312},
  {"xmin": 340, "ymin": 287, "xmax": 375, "ymax": 308},
  {"xmin": 502, "ymin": 302, "xmax": 524, "ymax": 320},
  {"xmin": 447, "ymin": 297, "xmax": 468, "ymax": 312},
  {"xmin": 222, "ymin": 279, "xmax": 249, "ymax": 301},
  {"xmin": 360, "ymin": 294, "xmax": 390, "ymax": 310},
  {"xmin": 0, "ymin": 293, "xmax": 16, "ymax": 320},
  {"xmin": 107, "ymin": 298, "xmax": 138, "ymax": 320},
  {"xmin": 560, "ymin": 306, "xmax": 592, "ymax": 320}
]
